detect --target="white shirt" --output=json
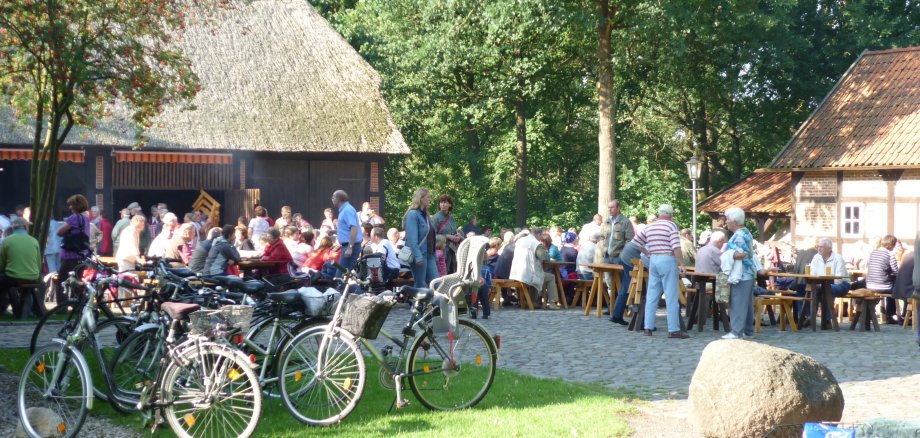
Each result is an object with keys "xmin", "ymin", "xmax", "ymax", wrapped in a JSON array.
[
  {"xmin": 147, "ymin": 229, "xmax": 170, "ymax": 258},
  {"xmin": 116, "ymin": 227, "xmax": 141, "ymax": 272},
  {"xmin": 374, "ymin": 239, "xmax": 400, "ymax": 270},
  {"xmin": 248, "ymin": 217, "xmax": 270, "ymax": 250},
  {"xmin": 284, "ymin": 239, "xmax": 312, "ymax": 267},
  {"xmin": 579, "ymin": 221, "xmax": 602, "ymax": 243},
  {"xmin": 810, "ymin": 252, "xmax": 848, "ymax": 284}
]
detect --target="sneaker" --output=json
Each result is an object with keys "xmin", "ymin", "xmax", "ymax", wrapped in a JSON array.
[
  {"xmin": 667, "ymin": 331, "xmax": 690, "ymax": 339},
  {"xmin": 610, "ymin": 317, "xmax": 628, "ymax": 326},
  {"xmin": 643, "ymin": 329, "xmax": 653, "ymax": 336},
  {"xmin": 721, "ymin": 333, "xmax": 740, "ymax": 340},
  {"xmin": 545, "ymin": 304, "xmax": 560, "ymax": 310}
]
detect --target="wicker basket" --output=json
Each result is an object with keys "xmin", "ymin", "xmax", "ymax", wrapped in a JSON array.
[
  {"xmin": 340, "ymin": 294, "xmax": 393, "ymax": 340},
  {"xmin": 189, "ymin": 305, "xmax": 254, "ymax": 338}
]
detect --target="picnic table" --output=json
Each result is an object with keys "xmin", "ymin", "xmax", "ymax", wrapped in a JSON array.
[
  {"xmin": 542, "ymin": 260, "xmax": 574, "ymax": 308},
  {"xmin": 238, "ymin": 258, "xmax": 281, "ymax": 278},
  {"xmin": 683, "ymin": 270, "xmax": 730, "ymax": 332},
  {"xmin": 769, "ymin": 272, "xmax": 848, "ymax": 331},
  {"xmin": 580, "ymin": 262, "xmax": 623, "ymax": 318}
]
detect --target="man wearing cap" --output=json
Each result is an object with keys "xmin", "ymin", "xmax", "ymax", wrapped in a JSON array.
[
  {"xmin": 632, "ymin": 204, "xmax": 689, "ymax": 338},
  {"xmin": 0, "ymin": 217, "xmax": 41, "ymax": 317}
]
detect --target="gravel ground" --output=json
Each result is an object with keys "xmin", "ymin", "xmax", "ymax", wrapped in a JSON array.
[{"xmin": 0, "ymin": 373, "xmax": 141, "ymax": 438}]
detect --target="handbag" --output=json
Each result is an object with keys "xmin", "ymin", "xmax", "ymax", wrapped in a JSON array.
[
  {"xmin": 61, "ymin": 215, "xmax": 90, "ymax": 252},
  {"xmin": 398, "ymin": 246, "xmax": 414, "ymax": 265}
]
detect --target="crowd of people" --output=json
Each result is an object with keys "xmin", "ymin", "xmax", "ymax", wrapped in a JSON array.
[{"xmin": 2, "ymin": 189, "xmax": 920, "ymax": 348}]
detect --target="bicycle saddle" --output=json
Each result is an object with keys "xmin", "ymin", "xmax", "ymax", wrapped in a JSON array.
[
  {"xmin": 208, "ymin": 276, "xmax": 265, "ymax": 294},
  {"xmin": 162, "ymin": 302, "xmax": 201, "ymax": 320},
  {"xmin": 266, "ymin": 290, "xmax": 306, "ymax": 308},
  {"xmin": 400, "ymin": 286, "xmax": 434, "ymax": 303},
  {"xmin": 166, "ymin": 267, "xmax": 197, "ymax": 278}
]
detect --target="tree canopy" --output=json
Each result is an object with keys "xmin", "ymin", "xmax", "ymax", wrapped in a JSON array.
[{"xmin": 316, "ymin": 0, "xmax": 919, "ymax": 233}]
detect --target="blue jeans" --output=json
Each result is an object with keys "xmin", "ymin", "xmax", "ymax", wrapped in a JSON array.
[
  {"xmin": 611, "ymin": 256, "xmax": 633, "ymax": 320},
  {"xmin": 338, "ymin": 241, "xmax": 363, "ymax": 271},
  {"xmin": 411, "ymin": 253, "xmax": 439, "ymax": 289},
  {"xmin": 644, "ymin": 255, "xmax": 681, "ymax": 333}
]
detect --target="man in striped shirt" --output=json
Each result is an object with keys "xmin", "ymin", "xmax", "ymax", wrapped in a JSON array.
[
  {"xmin": 632, "ymin": 204, "xmax": 689, "ymax": 339},
  {"xmin": 866, "ymin": 235, "xmax": 899, "ymax": 323}
]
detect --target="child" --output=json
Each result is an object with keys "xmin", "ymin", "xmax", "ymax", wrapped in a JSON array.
[{"xmin": 435, "ymin": 234, "xmax": 448, "ymax": 277}]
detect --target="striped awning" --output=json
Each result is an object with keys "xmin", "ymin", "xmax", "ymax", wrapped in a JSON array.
[
  {"xmin": 0, "ymin": 148, "xmax": 85, "ymax": 163},
  {"xmin": 113, "ymin": 151, "xmax": 232, "ymax": 165}
]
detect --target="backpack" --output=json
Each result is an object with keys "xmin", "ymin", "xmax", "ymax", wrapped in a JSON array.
[
  {"xmin": 358, "ymin": 253, "xmax": 386, "ymax": 292},
  {"xmin": 61, "ymin": 215, "xmax": 90, "ymax": 253}
]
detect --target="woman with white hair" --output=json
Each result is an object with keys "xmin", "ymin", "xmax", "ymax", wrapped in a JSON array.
[{"xmin": 722, "ymin": 207, "xmax": 770, "ymax": 339}]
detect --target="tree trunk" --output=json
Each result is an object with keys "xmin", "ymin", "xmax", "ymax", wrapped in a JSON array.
[
  {"xmin": 596, "ymin": 0, "xmax": 616, "ymax": 215},
  {"xmin": 514, "ymin": 91, "xmax": 528, "ymax": 228}
]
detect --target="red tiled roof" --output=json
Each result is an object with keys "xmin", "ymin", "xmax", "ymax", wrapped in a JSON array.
[
  {"xmin": 698, "ymin": 171, "xmax": 791, "ymax": 215},
  {"xmin": 770, "ymin": 46, "xmax": 920, "ymax": 169}
]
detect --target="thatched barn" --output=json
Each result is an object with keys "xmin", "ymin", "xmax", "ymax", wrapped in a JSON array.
[{"xmin": 0, "ymin": 0, "xmax": 409, "ymax": 224}]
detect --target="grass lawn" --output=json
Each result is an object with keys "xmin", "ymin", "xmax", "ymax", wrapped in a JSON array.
[{"xmin": 1, "ymin": 348, "xmax": 637, "ymax": 437}]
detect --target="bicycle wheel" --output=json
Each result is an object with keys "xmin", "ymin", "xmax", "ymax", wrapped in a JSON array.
[
  {"xmin": 108, "ymin": 327, "xmax": 163, "ymax": 413},
  {"xmin": 78, "ymin": 316, "xmax": 134, "ymax": 403},
  {"xmin": 278, "ymin": 326, "xmax": 366, "ymax": 426},
  {"xmin": 407, "ymin": 319, "xmax": 497, "ymax": 410},
  {"xmin": 18, "ymin": 343, "xmax": 92, "ymax": 438},
  {"xmin": 29, "ymin": 303, "xmax": 80, "ymax": 354},
  {"xmin": 162, "ymin": 344, "xmax": 262, "ymax": 438}
]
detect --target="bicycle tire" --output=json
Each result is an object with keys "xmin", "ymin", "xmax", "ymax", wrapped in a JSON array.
[
  {"xmin": 78, "ymin": 316, "xmax": 134, "ymax": 403},
  {"xmin": 162, "ymin": 343, "xmax": 262, "ymax": 438},
  {"xmin": 18, "ymin": 342, "xmax": 92, "ymax": 438},
  {"xmin": 407, "ymin": 319, "xmax": 497, "ymax": 410},
  {"xmin": 278, "ymin": 326, "xmax": 366, "ymax": 426},
  {"xmin": 29, "ymin": 303, "xmax": 80, "ymax": 354},
  {"xmin": 107, "ymin": 326, "xmax": 163, "ymax": 413}
]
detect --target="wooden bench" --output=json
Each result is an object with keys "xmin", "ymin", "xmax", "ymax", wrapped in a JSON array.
[
  {"xmin": 845, "ymin": 290, "xmax": 890, "ymax": 332},
  {"xmin": 754, "ymin": 295, "xmax": 804, "ymax": 332},
  {"xmin": 570, "ymin": 279, "xmax": 593, "ymax": 307},
  {"xmin": 491, "ymin": 279, "xmax": 535, "ymax": 310},
  {"xmin": 14, "ymin": 282, "xmax": 45, "ymax": 319},
  {"xmin": 903, "ymin": 298, "xmax": 918, "ymax": 329}
]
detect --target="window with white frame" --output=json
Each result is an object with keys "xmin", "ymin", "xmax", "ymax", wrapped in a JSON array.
[{"xmin": 841, "ymin": 202, "xmax": 863, "ymax": 238}]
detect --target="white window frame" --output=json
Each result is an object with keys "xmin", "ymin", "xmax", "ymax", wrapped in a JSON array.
[{"xmin": 841, "ymin": 202, "xmax": 863, "ymax": 238}]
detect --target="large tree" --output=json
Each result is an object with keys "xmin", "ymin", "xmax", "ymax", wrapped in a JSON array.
[{"xmin": 0, "ymin": 1, "xmax": 207, "ymax": 251}]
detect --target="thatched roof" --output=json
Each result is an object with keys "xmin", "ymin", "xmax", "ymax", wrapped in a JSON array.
[{"xmin": 0, "ymin": 0, "xmax": 409, "ymax": 155}]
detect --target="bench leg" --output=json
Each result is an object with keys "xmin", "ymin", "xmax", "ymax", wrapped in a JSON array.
[{"xmin": 754, "ymin": 300, "xmax": 763, "ymax": 333}]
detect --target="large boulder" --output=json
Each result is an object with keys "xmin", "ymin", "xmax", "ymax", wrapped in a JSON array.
[
  {"xmin": 689, "ymin": 340, "xmax": 844, "ymax": 438},
  {"xmin": 15, "ymin": 407, "xmax": 64, "ymax": 438}
]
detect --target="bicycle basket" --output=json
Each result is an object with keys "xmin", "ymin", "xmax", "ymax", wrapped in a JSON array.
[
  {"xmin": 189, "ymin": 305, "xmax": 254, "ymax": 338},
  {"xmin": 340, "ymin": 293, "xmax": 393, "ymax": 339}
]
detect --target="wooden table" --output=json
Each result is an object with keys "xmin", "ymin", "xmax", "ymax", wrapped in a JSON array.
[
  {"xmin": 543, "ymin": 260, "xmax": 574, "ymax": 308},
  {"xmin": 769, "ymin": 272, "xmax": 848, "ymax": 331},
  {"xmin": 848, "ymin": 269, "xmax": 867, "ymax": 282},
  {"xmin": 683, "ymin": 271, "xmax": 729, "ymax": 332},
  {"xmin": 98, "ymin": 256, "xmax": 118, "ymax": 267},
  {"xmin": 580, "ymin": 262, "xmax": 623, "ymax": 318},
  {"xmin": 238, "ymin": 259, "xmax": 280, "ymax": 278}
]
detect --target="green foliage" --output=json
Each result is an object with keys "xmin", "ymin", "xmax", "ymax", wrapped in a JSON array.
[{"xmin": 326, "ymin": 1, "xmax": 918, "ymax": 233}]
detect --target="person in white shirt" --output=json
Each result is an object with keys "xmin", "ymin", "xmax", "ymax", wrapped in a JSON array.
[
  {"xmin": 282, "ymin": 226, "xmax": 312, "ymax": 267},
  {"xmin": 147, "ymin": 212, "xmax": 178, "ymax": 258},
  {"xmin": 248, "ymin": 206, "xmax": 271, "ymax": 251},
  {"xmin": 802, "ymin": 237, "xmax": 851, "ymax": 327},
  {"xmin": 370, "ymin": 227, "xmax": 399, "ymax": 281},
  {"xmin": 578, "ymin": 214, "xmax": 603, "ymax": 246}
]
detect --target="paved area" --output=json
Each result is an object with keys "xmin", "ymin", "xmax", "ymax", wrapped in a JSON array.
[{"xmin": 3, "ymin": 305, "xmax": 919, "ymax": 436}]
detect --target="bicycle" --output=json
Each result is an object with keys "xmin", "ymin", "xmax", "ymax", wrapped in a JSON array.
[
  {"xmin": 18, "ymin": 274, "xmax": 263, "ymax": 438},
  {"xmin": 277, "ymin": 256, "xmax": 499, "ymax": 426}
]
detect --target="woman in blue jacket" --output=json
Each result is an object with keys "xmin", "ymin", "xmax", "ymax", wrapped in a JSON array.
[{"xmin": 403, "ymin": 188, "xmax": 439, "ymax": 288}]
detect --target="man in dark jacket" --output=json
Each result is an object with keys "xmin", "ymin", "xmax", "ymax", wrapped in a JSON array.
[
  {"xmin": 189, "ymin": 227, "xmax": 221, "ymax": 274},
  {"xmin": 203, "ymin": 225, "xmax": 241, "ymax": 276}
]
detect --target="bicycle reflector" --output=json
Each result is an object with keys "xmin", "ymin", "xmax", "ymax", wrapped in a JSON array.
[
  {"xmin": 232, "ymin": 334, "xmax": 244, "ymax": 345},
  {"xmin": 228, "ymin": 368, "xmax": 242, "ymax": 382},
  {"xmin": 58, "ymin": 423, "xmax": 66, "ymax": 434},
  {"xmin": 184, "ymin": 414, "xmax": 196, "ymax": 427},
  {"xmin": 249, "ymin": 354, "xmax": 256, "ymax": 364},
  {"xmin": 493, "ymin": 335, "xmax": 501, "ymax": 349},
  {"xmin": 36, "ymin": 362, "xmax": 45, "ymax": 374}
]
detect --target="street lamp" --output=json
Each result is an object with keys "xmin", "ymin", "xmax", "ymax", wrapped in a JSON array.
[{"xmin": 685, "ymin": 155, "xmax": 702, "ymax": 246}]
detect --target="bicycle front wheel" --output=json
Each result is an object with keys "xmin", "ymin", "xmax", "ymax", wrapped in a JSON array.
[
  {"xmin": 18, "ymin": 343, "xmax": 92, "ymax": 438},
  {"xmin": 278, "ymin": 326, "xmax": 366, "ymax": 426},
  {"xmin": 107, "ymin": 327, "xmax": 163, "ymax": 413},
  {"xmin": 29, "ymin": 303, "xmax": 80, "ymax": 354},
  {"xmin": 162, "ymin": 343, "xmax": 262, "ymax": 438},
  {"xmin": 407, "ymin": 319, "xmax": 497, "ymax": 410}
]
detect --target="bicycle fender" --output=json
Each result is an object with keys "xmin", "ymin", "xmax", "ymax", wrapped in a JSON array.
[{"xmin": 132, "ymin": 322, "xmax": 161, "ymax": 334}]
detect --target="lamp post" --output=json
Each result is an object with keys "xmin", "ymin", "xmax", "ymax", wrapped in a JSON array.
[{"xmin": 685, "ymin": 155, "xmax": 702, "ymax": 246}]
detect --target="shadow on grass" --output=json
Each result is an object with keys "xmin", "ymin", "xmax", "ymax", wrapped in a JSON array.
[{"xmin": 1, "ymin": 348, "xmax": 640, "ymax": 437}]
